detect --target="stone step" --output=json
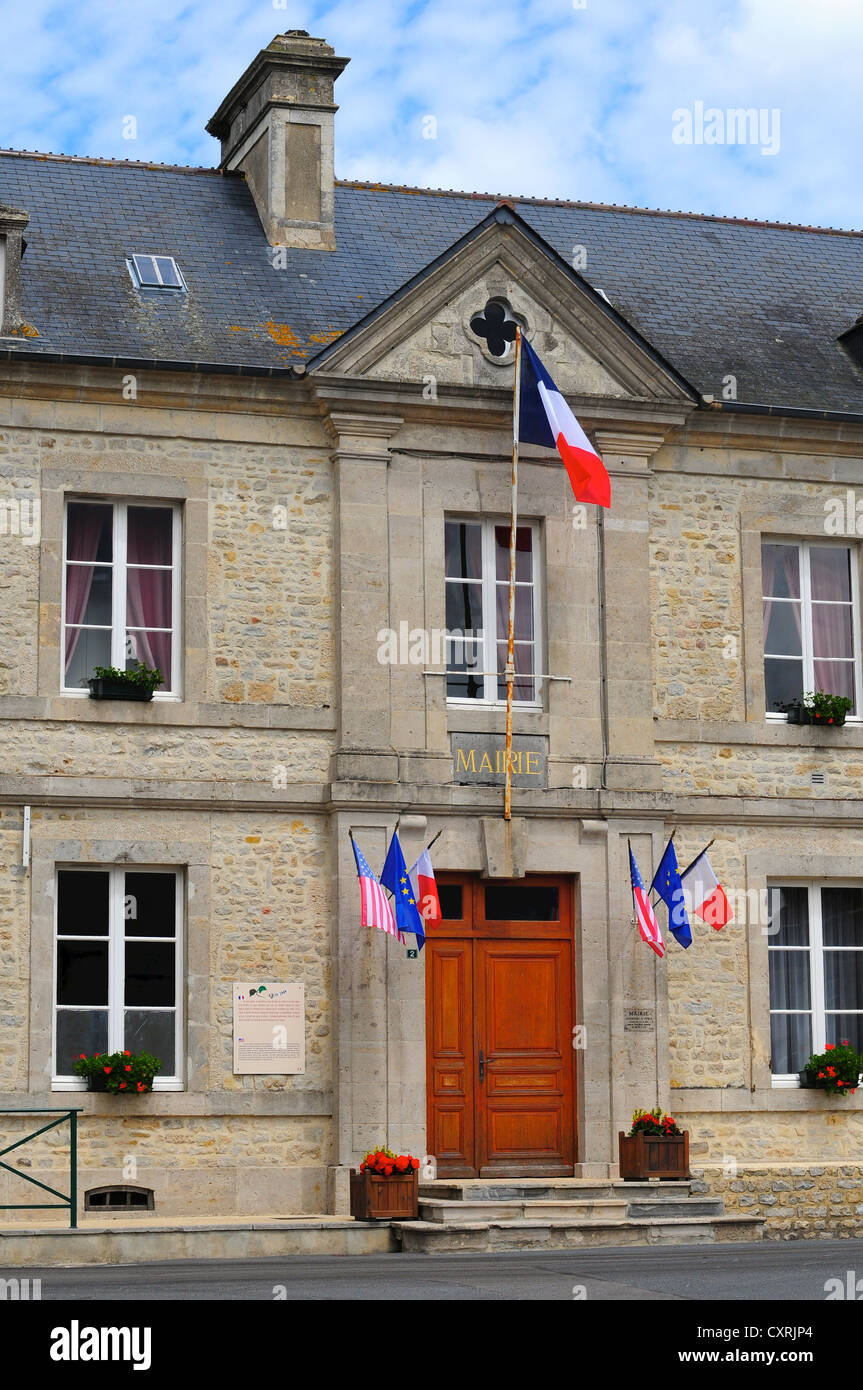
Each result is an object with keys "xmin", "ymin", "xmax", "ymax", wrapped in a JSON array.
[
  {"xmin": 418, "ymin": 1197, "xmax": 628, "ymax": 1224},
  {"xmin": 626, "ymin": 1199, "xmax": 724, "ymax": 1220},
  {"xmin": 393, "ymin": 1214, "xmax": 765, "ymax": 1254},
  {"xmin": 420, "ymin": 1179, "xmax": 697, "ymax": 1204}
]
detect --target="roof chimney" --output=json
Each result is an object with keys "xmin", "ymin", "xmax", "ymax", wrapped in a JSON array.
[{"xmin": 206, "ymin": 31, "xmax": 349, "ymax": 251}]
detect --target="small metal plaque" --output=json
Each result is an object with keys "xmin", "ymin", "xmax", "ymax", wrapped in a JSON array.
[
  {"xmin": 624, "ymin": 1007, "xmax": 655, "ymax": 1033},
  {"xmin": 406, "ymin": 949, "xmax": 418, "ymax": 959}
]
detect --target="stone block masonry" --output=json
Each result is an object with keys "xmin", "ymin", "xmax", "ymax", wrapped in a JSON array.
[{"xmin": 693, "ymin": 1164, "xmax": 863, "ymax": 1239}]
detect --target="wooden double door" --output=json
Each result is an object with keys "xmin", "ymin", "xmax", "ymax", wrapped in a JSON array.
[{"xmin": 426, "ymin": 875, "xmax": 576, "ymax": 1177}]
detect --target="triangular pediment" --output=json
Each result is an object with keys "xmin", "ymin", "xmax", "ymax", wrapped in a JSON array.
[{"xmin": 311, "ymin": 207, "xmax": 695, "ymax": 405}]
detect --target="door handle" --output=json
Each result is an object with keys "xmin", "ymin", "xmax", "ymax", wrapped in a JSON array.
[{"xmin": 478, "ymin": 1048, "xmax": 485, "ymax": 1083}]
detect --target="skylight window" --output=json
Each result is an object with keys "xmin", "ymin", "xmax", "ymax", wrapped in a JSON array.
[{"xmin": 128, "ymin": 255, "xmax": 186, "ymax": 291}]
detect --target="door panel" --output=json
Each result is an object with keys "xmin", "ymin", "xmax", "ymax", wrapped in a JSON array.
[
  {"xmin": 475, "ymin": 939, "xmax": 574, "ymax": 1175},
  {"xmin": 426, "ymin": 939, "xmax": 476, "ymax": 1174}
]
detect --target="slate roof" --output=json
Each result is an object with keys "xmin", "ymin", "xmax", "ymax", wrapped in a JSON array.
[{"xmin": 2, "ymin": 149, "xmax": 863, "ymax": 413}]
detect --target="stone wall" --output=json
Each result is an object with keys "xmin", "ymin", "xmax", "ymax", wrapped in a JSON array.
[
  {"xmin": 694, "ymin": 1163, "xmax": 863, "ymax": 1239},
  {"xmin": 0, "ymin": 419, "xmax": 334, "ymax": 707}
]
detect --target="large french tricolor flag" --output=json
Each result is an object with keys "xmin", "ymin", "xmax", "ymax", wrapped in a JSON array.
[{"xmin": 519, "ymin": 336, "xmax": 611, "ymax": 508}]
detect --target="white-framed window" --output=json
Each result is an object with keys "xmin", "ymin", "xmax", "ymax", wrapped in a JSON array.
[
  {"xmin": 762, "ymin": 538, "xmax": 862, "ymax": 718},
  {"xmin": 62, "ymin": 499, "xmax": 181, "ymax": 697},
  {"xmin": 768, "ymin": 882, "xmax": 863, "ymax": 1082},
  {"xmin": 53, "ymin": 866, "xmax": 184, "ymax": 1090},
  {"xmin": 127, "ymin": 254, "xmax": 186, "ymax": 291},
  {"xmin": 445, "ymin": 517, "xmax": 542, "ymax": 705}
]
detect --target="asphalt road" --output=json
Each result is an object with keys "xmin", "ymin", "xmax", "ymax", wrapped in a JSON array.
[{"xmin": 15, "ymin": 1237, "xmax": 863, "ymax": 1301}]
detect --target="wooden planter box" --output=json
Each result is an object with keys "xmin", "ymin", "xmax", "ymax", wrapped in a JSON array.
[
  {"xmin": 618, "ymin": 1130, "xmax": 690, "ymax": 1181},
  {"xmin": 88, "ymin": 679, "xmax": 154, "ymax": 702},
  {"xmin": 350, "ymin": 1169, "xmax": 418, "ymax": 1220}
]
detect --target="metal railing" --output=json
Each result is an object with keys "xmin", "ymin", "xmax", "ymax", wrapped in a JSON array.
[{"xmin": 0, "ymin": 1108, "xmax": 81, "ymax": 1229}]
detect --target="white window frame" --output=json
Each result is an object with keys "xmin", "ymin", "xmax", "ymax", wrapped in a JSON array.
[
  {"xmin": 763, "ymin": 537, "xmax": 863, "ymax": 722},
  {"xmin": 768, "ymin": 879, "xmax": 863, "ymax": 1087},
  {"xmin": 52, "ymin": 865, "xmax": 184, "ymax": 1092},
  {"xmin": 445, "ymin": 516, "xmax": 543, "ymax": 709},
  {"xmin": 127, "ymin": 254, "xmax": 187, "ymax": 291},
  {"xmin": 61, "ymin": 498, "xmax": 182, "ymax": 699}
]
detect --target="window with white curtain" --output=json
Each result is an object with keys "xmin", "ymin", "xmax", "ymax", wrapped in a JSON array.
[
  {"xmin": 53, "ymin": 866, "xmax": 183, "ymax": 1088},
  {"xmin": 444, "ymin": 517, "xmax": 541, "ymax": 705},
  {"xmin": 768, "ymin": 884, "xmax": 863, "ymax": 1078},
  {"xmin": 62, "ymin": 499, "xmax": 181, "ymax": 695},
  {"xmin": 762, "ymin": 539, "xmax": 861, "ymax": 717}
]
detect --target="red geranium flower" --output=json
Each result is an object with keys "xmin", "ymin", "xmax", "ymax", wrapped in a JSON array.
[
  {"xmin": 119, "ymin": 1082, "xmax": 126, "ymax": 1090},
  {"xmin": 136, "ymin": 1082, "xmax": 146, "ymax": 1092},
  {"xmin": 825, "ymin": 1043, "xmax": 835, "ymax": 1050},
  {"xmin": 359, "ymin": 1162, "xmax": 365, "ymax": 1172},
  {"xmin": 395, "ymin": 1155, "xmax": 409, "ymax": 1172},
  {"xmin": 827, "ymin": 1066, "xmax": 837, "ymax": 1077},
  {"xmin": 410, "ymin": 1158, "xmax": 420, "ymax": 1170},
  {"xmin": 124, "ymin": 1050, "xmax": 131, "ymax": 1057},
  {"xmin": 125, "ymin": 1065, "xmax": 131, "ymax": 1072},
  {"xmin": 103, "ymin": 1066, "xmax": 112, "ymax": 1073},
  {"xmin": 78, "ymin": 1053, "xmax": 86, "ymax": 1060}
]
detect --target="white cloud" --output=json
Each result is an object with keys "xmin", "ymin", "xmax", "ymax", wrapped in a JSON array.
[{"xmin": 0, "ymin": 0, "xmax": 860, "ymax": 227}]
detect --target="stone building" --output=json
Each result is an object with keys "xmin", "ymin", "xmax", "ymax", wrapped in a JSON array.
[{"xmin": 1, "ymin": 30, "xmax": 863, "ymax": 1238}]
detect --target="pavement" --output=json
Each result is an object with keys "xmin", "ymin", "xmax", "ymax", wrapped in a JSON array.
[{"xmin": 14, "ymin": 1237, "xmax": 863, "ymax": 1300}]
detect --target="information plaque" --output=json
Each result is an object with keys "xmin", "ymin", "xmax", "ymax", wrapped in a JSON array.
[{"xmin": 232, "ymin": 982, "xmax": 305, "ymax": 1074}]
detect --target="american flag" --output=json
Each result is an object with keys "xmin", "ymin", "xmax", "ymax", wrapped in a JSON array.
[
  {"xmin": 351, "ymin": 836, "xmax": 404, "ymax": 942},
  {"xmin": 629, "ymin": 844, "xmax": 665, "ymax": 958}
]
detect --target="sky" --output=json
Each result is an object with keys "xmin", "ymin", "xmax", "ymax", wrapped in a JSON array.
[{"xmin": 0, "ymin": 0, "xmax": 861, "ymax": 228}]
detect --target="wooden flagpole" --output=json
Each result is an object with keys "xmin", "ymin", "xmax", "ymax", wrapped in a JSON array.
[{"xmin": 504, "ymin": 327, "xmax": 523, "ymax": 821}]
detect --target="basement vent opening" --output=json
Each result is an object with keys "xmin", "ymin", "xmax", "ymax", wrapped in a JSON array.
[
  {"xmin": 85, "ymin": 1185, "xmax": 154, "ymax": 1212},
  {"xmin": 811, "ymin": 771, "xmax": 827, "ymax": 787},
  {"xmin": 127, "ymin": 254, "xmax": 186, "ymax": 291}
]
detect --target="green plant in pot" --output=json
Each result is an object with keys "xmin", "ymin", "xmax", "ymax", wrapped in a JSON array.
[
  {"xmin": 803, "ymin": 690, "xmax": 853, "ymax": 726},
  {"xmin": 775, "ymin": 690, "xmax": 853, "ymax": 726},
  {"xmin": 799, "ymin": 1040, "xmax": 861, "ymax": 1095},
  {"xmin": 73, "ymin": 1050, "xmax": 162, "ymax": 1093},
  {"xmin": 87, "ymin": 661, "xmax": 163, "ymax": 701}
]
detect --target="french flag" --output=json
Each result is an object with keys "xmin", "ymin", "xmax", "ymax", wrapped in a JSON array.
[
  {"xmin": 519, "ymin": 336, "xmax": 611, "ymax": 508},
  {"xmin": 409, "ymin": 849, "xmax": 441, "ymax": 929},
  {"xmin": 681, "ymin": 851, "xmax": 732, "ymax": 931}
]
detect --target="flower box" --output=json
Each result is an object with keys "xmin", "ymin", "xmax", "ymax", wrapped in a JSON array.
[
  {"xmin": 618, "ymin": 1130, "xmax": 690, "ymax": 1181},
  {"xmin": 88, "ymin": 678, "xmax": 154, "ymax": 702},
  {"xmin": 349, "ymin": 1169, "xmax": 418, "ymax": 1221},
  {"xmin": 783, "ymin": 703, "xmax": 810, "ymax": 725}
]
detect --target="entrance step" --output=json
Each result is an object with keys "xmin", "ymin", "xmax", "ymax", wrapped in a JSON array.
[
  {"xmin": 400, "ymin": 1177, "xmax": 756, "ymax": 1252},
  {"xmin": 393, "ymin": 1214, "xmax": 764, "ymax": 1253},
  {"xmin": 419, "ymin": 1197, "xmax": 628, "ymax": 1224}
]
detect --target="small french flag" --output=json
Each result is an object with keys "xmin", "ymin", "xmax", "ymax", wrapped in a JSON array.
[
  {"xmin": 409, "ymin": 848, "xmax": 441, "ymax": 929},
  {"xmin": 519, "ymin": 336, "xmax": 611, "ymax": 508}
]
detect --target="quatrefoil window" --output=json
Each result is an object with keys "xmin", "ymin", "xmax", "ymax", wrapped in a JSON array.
[{"xmin": 469, "ymin": 299, "xmax": 518, "ymax": 358}]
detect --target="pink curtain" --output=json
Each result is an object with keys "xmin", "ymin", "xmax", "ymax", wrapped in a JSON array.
[
  {"xmin": 64, "ymin": 509, "xmax": 107, "ymax": 674},
  {"xmin": 812, "ymin": 549, "xmax": 853, "ymax": 700},
  {"xmin": 126, "ymin": 565, "xmax": 172, "ymax": 686}
]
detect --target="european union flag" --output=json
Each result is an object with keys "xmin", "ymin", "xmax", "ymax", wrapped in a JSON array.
[
  {"xmin": 650, "ymin": 837, "xmax": 692, "ymax": 949},
  {"xmin": 380, "ymin": 831, "xmax": 426, "ymax": 949}
]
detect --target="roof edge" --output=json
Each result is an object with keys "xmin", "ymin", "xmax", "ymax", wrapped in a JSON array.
[{"xmin": 335, "ymin": 179, "xmax": 863, "ymax": 239}]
